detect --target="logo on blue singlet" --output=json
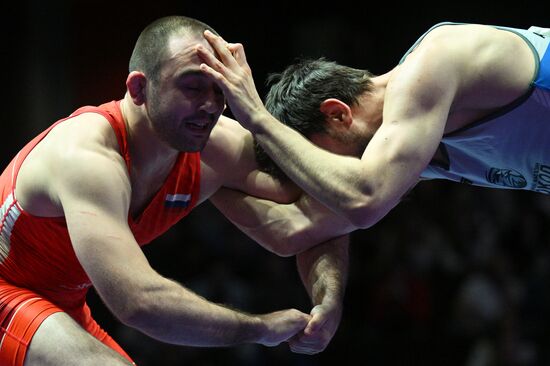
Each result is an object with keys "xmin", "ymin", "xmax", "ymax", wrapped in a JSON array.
[
  {"xmin": 486, "ymin": 168, "xmax": 527, "ymax": 188},
  {"xmin": 531, "ymin": 163, "xmax": 550, "ymax": 194},
  {"xmin": 165, "ymin": 193, "xmax": 191, "ymax": 208}
]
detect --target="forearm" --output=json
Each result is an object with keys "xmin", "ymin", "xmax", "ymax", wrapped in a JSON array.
[
  {"xmin": 123, "ymin": 277, "xmax": 264, "ymax": 347},
  {"xmin": 211, "ymin": 188, "xmax": 355, "ymax": 256},
  {"xmin": 198, "ymin": 31, "xmax": 422, "ymax": 228},
  {"xmin": 211, "ymin": 187, "xmax": 302, "ymax": 255},
  {"xmin": 297, "ymin": 235, "xmax": 349, "ymax": 307},
  {"xmin": 253, "ymin": 114, "xmax": 371, "ymax": 225}
]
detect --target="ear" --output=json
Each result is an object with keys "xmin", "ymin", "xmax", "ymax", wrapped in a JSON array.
[
  {"xmin": 126, "ymin": 71, "xmax": 147, "ymax": 105},
  {"xmin": 319, "ymin": 98, "xmax": 353, "ymax": 128}
]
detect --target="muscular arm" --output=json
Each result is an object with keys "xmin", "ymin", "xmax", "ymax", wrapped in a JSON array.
[
  {"xmin": 296, "ymin": 235, "xmax": 348, "ymax": 310},
  {"xmin": 206, "ymin": 126, "xmax": 353, "ymax": 353},
  {"xmin": 203, "ymin": 115, "xmax": 357, "ymax": 255},
  {"xmin": 198, "ymin": 31, "xmax": 459, "ymax": 229},
  {"xmin": 210, "ymin": 187, "xmax": 355, "ymax": 256},
  {"xmin": 203, "ymin": 111, "xmax": 357, "ymax": 254},
  {"xmin": 200, "ymin": 115, "xmax": 302, "ymax": 204},
  {"xmin": 203, "ymin": 111, "xmax": 353, "ymax": 354},
  {"xmin": 289, "ymin": 235, "xmax": 349, "ymax": 354},
  {"xmin": 211, "ymin": 187, "xmax": 350, "ymax": 353},
  {"xmin": 53, "ymin": 129, "xmax": 308, "ymax": 347}
]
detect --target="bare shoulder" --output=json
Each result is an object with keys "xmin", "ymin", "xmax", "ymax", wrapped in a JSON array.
[
  {"xmin": 198, "ymin": 115, "xmax": 254, "ymax": 200},
  {"xmin": 201, "ymin": 115, "xmax": 256, "ymax": 174},
  {"xmin": 199, "ymin": 115, "xmax": 300, "ymax": 203},
  {"xmin": 203, "ymin": 115, "xmax": 251, "ymax": 158},
  {"xmin": 395, "ymin": 23, "xmax": 535, "ymax": 115},
  {"xmin": 420, "ymin": 23, "xmax": 525, "ymax": 47},
  {"xmin": 16, "ymin": 112, "xmax": 129, "ymax": 217},
  {"xmin": 406, "ymin": 24, "xmax": 530, "ymax": 71},
  {"xmin": 418, "ymin": 24, "xmax": 534, "ymax": 88}
]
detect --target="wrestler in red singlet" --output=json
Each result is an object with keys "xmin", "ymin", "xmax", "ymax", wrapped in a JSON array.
[{"xmin": 0, "ymin": 100, "xmax": 201, "ymax": 365}]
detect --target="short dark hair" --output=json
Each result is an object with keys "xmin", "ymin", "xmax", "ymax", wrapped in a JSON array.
[
  {"xmin": 255, "ymin": 58, "xmax": 373, "ymax": 179},
  {"xmin": 129, "ymin": 16, "xmax": 219, "ymax": 83}
]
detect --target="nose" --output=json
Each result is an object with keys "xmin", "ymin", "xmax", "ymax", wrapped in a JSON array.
[{"xmin": 199, "ymin": 88, "xmax": 224, "ymax": 115}]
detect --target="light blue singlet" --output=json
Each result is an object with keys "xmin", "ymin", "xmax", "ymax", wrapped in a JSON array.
[{"xmin": 401, "ymin": 22, "xmax": 550, "ymax": 193}]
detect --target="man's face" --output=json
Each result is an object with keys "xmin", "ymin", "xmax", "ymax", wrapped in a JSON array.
[
  {"xmin": 309, "ymin": 123, "xmax": 372, "ymax": 158},
  {"xmin": 145, "ymin": 34, "xmax": 225, "ymax": 152},
  {"xmin": 307, "ymin": 97, "xmax": 375, "ymax": 158}
]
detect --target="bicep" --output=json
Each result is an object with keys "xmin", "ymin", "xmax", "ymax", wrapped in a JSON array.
[
  {"xmin": 226, "ymin": 133, "xmax": 302, "ymax": 203},
  {"xmin": 55, "ymin": 152, "xmax": 155, "ymax": 312},
  {"xmin": 360, "ymin": 119, "xmax": 443, "ymax": 220},
  {"xmin": 204, "ymin": 116, "xmax": 301, "ymax": 203},
  {"xmin": 237, "ymin": 169, "xmax": 302, "ymax": 203},
  {"xmin": 361, "ymin": 52, "xmax": 458, "ymax": 213}
]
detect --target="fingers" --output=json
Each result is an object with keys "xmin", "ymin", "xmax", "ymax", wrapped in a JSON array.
[
  {"xmin": 196, "ymin": 38, "xmax": 247, "ymax": 89},
  {"xmin": 288, "ymin": 331, "xmax": 328, "ymax": 355},
  {"xmin": 287, "ymin": 305, "xmax": 337, "ymax": 354},
  {"xmin": 304, "ymin": 308, "xmax": 327, "ymax": 335},
  {"xmin": 203, "ymin": 30, "xmax": 239, "ymax": 68},
  {"xmin": 198, "ymin": 62, "xmax": 227, "ymax": 91},
  {"xmin": 226, "ymin": 43, "xmax": 248, "ymax": 66},
  {"xmin": 203, "ymin": 30, "xmax": 249, "ymax": 70},
  {"xmin": 196, "ymin": 43, "xmax": 232, "ymax": 93},
  {"xmin": 287, "ymin": 313, "xmax": 326, "ymax": 354},
  {"xmin": 196, "ymin": 44, "xmax": 225, "ymax": 73}
]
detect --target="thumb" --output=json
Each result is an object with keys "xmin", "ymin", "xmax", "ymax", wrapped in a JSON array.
[{"xmin": 304, "ymin": 307, "xmax": 327, "ymax": 335}]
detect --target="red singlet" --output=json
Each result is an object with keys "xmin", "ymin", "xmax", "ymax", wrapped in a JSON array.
[{"xmin": 0, "ymin": 100, "xmax": 201, "ymax": 365}]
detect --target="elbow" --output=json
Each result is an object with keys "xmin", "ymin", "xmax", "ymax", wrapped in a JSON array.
[
  {"xmin": 93, "ymin": 270, "xmax": 168, "ymax": 331},
  {"xmin": 259, "ymin": 232, "xmax": 308, "ymax": 257},
  {"xmin": 115, "ymin": 296, "xmax": 148, "ymax": 328},
  {"xmin": 263, "ymin": 240, "xmax": 300, "ymax": 257},
  {"xmin": 346, "ymin": 208, "xmax": 372, "ymax": 229},
  {"xmin": 110, "ymin": 285, "xmax": 159, "ymax": 329},
  {"xmin": 341, "ymin": 195, "xmax": 378, "ymax": 229},
  {"xmin": 252, "ymin": 223, "xmax": 306, "ymax": 257},
  {"xmin": 272, "ymin": 245, "xmax": 299, "ymax": 258}
]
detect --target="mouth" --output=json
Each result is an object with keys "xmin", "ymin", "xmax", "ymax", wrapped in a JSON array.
[
  {"xmin": 186, "ymin": 112, "xmax": 218, "ymax": 130},
  {"xmin": 185, "ymin": 120, "xmax": 211, "ymax": 132}
]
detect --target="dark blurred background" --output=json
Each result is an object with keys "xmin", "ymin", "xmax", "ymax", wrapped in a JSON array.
[{"xmin": 3, "ymin": 1, "xmax": 550, "ymax": 365}]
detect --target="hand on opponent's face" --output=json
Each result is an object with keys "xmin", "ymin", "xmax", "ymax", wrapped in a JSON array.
[{"xmin": 196, "ymin": 30, "xmax": 270, "ymax": 133}]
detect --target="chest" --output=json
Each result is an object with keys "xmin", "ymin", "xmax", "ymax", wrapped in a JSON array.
[
  {"xmin": 128, "ymin": 161, "xmax": 176, "ymax": 219},
  {"xmin": 125, "ymin": 151, "xmax": 201, "ymax": 222},
  {"xmin": 127, "ymin": 154, "xmax": 201, "ymax": 245}
]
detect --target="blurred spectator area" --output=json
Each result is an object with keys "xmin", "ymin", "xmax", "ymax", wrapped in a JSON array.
[{"xmin": 5, "ymin": 2, "xmax": 550, "ymax": 365}]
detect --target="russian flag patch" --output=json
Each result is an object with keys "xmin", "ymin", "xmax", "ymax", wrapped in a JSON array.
[{"xmin": 165, "ymin": 193, "xmax": 191, "ymax": 208}]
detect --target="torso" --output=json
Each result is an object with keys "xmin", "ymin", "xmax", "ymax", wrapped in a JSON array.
[
  {"xmin": 407, "ymin": 23, "xmax": 550, "ymax": 192},
  {"xmin": 15, "ymin": 112, "xmax": 285, "ymax": 221},
  {"xmin": 400, "ymin": 23, "xmax": 537, "ymax": 133},
  {"xmin": 127, "ymin": 152, "xmax": 178, "ymax": 219},
  {"xmin": 0, "ymin": 102, "xmax": 202, "ymax": 309}
]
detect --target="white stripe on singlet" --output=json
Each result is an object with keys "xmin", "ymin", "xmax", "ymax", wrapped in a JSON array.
[{"xmin": 0, "ymin": 297, "xmax": 40, "ymax": 352}]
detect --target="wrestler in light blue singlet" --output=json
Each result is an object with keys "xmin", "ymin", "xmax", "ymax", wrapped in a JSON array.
[{"xmin": 401, "ymin": 22, "xmax": 550, "ymax": 193}]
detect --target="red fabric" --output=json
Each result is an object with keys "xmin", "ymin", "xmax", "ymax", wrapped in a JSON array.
[
  {"xmin": 0, "ymin": 279, "xmax": 134, "ymax": 365},
  {"xmin": 0, "ymin": 100, "xmax": 201, "ymax": 364}
]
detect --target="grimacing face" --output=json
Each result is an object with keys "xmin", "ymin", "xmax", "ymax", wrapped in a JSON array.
[{"xmin": 145, "ymin": 34, "xmax": 225, "ymax": 152}]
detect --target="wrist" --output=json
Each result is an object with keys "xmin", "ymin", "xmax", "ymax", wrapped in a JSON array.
[
  {"xmin": 247, "ymin": 109, "xmax": 277, "ymax": 135},
  {"xmin": 311, "ymin": 281, "xmax": 345, "ymax": 307},
  {"xmin": 314, "ymin": 295, "xmax": 344, "ymax": 311},
  {"xmin": 238, "ymin": 314, "xmax": 267, "ymax": 344}
]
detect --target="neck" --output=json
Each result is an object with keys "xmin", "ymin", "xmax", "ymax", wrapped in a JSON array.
[
  {"xmin": 363, "ymin": 71, "xmax": 393, "ymax": 128},
  {"xmin": 120, "ymin": 94, "xmax": 179, "ymax": 174}
]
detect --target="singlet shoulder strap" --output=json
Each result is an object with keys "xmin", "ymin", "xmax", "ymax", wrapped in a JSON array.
[{"xmin": 70, "ymin": 100, "xmax": 131, "ymax": 172}]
